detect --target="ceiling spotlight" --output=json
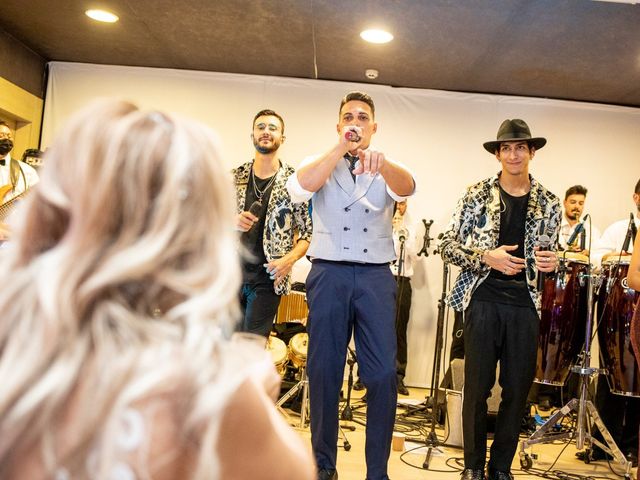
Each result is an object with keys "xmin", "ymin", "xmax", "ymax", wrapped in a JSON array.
[
  {"xmin": 365, "ymin": 69, "xmax": 379, "ymax": 80},
  {"xmin": 85, "ymin": 9, "xmax": 119, "ymax": 23},
  {"xmin": 360, "ymin": 29, "xmax": 393, "ymax": 44}
]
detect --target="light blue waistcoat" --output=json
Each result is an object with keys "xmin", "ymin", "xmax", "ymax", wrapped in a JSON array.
[{"xmin": 307, "ymin": 158, "xmax": 396, "ymax": 263}]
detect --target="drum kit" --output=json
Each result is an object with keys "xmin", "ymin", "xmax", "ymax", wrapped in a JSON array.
[
  {"xmin": 266, "ymin": 291, "xmax": 311, "ymax": 427},
  {"xmin": 521, "ymin": 252, "xmax": 639, "ymax": 478}
]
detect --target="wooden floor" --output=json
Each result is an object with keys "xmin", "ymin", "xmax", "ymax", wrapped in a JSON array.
[{"xmin": 282, "ymin": 384, "xmax": 638, "ymax": 480}]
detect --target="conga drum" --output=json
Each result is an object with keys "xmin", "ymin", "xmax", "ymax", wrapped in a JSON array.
[
  {"xmin": 597, "ymin": 257, "xmax": 640, "ymax": 397},
  {"xmin": 267, "ymin": 336, "xmax": 288, "ymax": 376},
  {"xmin": 535, "ymin": 252, "xmax": 590, "ymax": 385},
  {"xmin": 288, "ymin": 332, "xmax": 309, "ymax": 370}
]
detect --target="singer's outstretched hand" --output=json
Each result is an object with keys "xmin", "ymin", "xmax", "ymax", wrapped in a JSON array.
[
  {"xmin": 236, "ymin": 211, "xmax": 258, "ymax": 232},
  {"xmin": 483, "ymin": 245, "xmax": 525, "ymax": 275},
  {"xmin": 534, "ymin": 247, "xmax": 557, "ymax": 272},
  {"xmin": 352, "ymin": 148, "xmax": 387, "ymax": 176}
]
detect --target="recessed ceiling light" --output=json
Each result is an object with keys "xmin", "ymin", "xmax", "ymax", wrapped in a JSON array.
[
  {"xmin": 85, "ymin": 9, "xmax": 119, "ymax": 23},
  {"xmin": 360, "ymin": 29, "xmax": 394, "ymax": 44}
]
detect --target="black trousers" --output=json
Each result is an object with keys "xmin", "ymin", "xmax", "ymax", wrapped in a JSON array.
[
  {"xmin": 395, "ymin": 275, "xmax": 412, "ymax": 381},
  {"xmin": 239, "ymin": 282, "xmax": 281, "ymax": 338},
  {"xmin": 463, "ymin": 299, "xmax": 539, "ymax": 472}
]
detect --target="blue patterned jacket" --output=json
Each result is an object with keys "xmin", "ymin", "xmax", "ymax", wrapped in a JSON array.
[
  {"xmin": 440, "ymin": 173, "xmax": 560, "ymax": 314},
  {"xmin": 233, "ymin": 160, "xmax": 312, "ymax": 295}
]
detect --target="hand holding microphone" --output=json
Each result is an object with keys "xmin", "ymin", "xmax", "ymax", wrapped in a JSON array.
[
  {"xmin": 236, "ymin": 200, "xmax": 261, "ymax": 232},
  {"xmin": 344, "ymin": 126, "xmax": 362, "ymax": 143},
  {"xmin": 535, "ymin": 234, "xmax": 556, "ymax": 291}
]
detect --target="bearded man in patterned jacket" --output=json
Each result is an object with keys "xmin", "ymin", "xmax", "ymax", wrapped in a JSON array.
[{"xmin": 234, "ymin": 109, "xmax": 312, "ymax": 337}]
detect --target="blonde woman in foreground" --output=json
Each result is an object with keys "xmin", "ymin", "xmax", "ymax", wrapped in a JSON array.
[{"xmin": 0, "ymin": 100, "xmax": 315, "ymax": 480}]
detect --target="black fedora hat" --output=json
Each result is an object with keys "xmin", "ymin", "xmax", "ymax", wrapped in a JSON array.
[{"xmin": 483, "ymin": 119, "xmax": 546, "ymax": 154}]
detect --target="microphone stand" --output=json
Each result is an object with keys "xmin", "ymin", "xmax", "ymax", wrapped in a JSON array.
[
  {"xmin": 418, "ymin": 219, "xmax": 434, "ymax": 257},
  {"xmin": 422, "ymin": 244, "xmax": 449, "ymax": 469},
  {"xmin": 340, "ymin": 346, "xmax": 365, "ymax": 428}
]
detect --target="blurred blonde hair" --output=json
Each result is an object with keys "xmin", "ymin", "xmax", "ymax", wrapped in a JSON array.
[{"xmin": 0, "ymin": 100, "xmax": 242, "ymax": 478}]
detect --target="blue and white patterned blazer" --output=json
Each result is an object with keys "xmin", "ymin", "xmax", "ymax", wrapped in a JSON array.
[{"xmin": 440, "ymin": 173, "xmax": 561, "ymax": 315}]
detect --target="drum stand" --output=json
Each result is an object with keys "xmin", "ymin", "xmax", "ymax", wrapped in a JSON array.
[
  {"xmin": 519, "ymin": 268, "xmax": 633, "ymax": 479},
  {"xmin": 275, "ymin": 362, "xmax": 353, "ymax": 451},
  {"xmin": 276, "ymin": 365, "xmax": 310, "ymax": 429}
]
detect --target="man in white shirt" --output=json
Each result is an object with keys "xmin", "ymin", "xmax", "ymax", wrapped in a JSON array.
[
  {"xmin": 558, "ymin": 185, "xmax": 601, "ymax": 255},
  {"xmin": 591, "ymin": 178, "xmax": 639, "ymax": 267},
  {"xmin": 390, "ymin": 200, "xmax": 419, "ymax": 396},
  {"xmin": 0, "ymin": 121, "xmax": 39, "ymax": 240}
]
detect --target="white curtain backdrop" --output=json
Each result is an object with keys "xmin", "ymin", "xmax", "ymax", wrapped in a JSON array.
[{"xmin": 43, "ymin": 61, "xmax": 640, "ymax": 388}]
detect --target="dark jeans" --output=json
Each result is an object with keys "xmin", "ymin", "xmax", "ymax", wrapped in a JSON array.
[
  {"xmin": 463, "ymin": 299, "xmax": 539, "ymax": 472},
  {"xmin": 239, "ymin": 282, "xmax": 280, "ymax": 338},
  {"xmin": 395, "ymin": 275, "xmax": 412, "ymax": 381}
]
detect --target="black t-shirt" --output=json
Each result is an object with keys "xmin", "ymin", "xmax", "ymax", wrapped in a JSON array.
[
  {"xmin": 242, "ymin": 173, "xmax": 275, "ymax": 284},
  {"xmin": 474, "ymin": 185, "xmax": 533, "ymax": 307}
]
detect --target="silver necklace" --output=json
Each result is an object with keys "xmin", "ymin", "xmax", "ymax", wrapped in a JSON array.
[{"xmin": 251, "ymin": 165, "xmax": 279, "ymax": 204}]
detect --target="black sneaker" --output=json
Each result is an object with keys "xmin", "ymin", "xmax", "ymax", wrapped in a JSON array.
[
  {"xmin": 318, "ymin": 468, "xmax": 338, "ymax": 480},
  {"xmin": 353, "ymin": 379, "xmax": 365, "ymax": 391},
  {"xmin": 461, "ymin": 469, "xmax": 486, "ymax": 480}
]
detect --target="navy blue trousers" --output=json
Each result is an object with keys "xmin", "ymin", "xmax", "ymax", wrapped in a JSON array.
[{"xmin": 306, "ymin": 261, "xmax": 397, "ymax": 480}]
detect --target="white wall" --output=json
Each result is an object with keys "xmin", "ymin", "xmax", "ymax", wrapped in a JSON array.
[{"xmin": 43, "ymin": 61, "xmax": 640, "ymax": 387}]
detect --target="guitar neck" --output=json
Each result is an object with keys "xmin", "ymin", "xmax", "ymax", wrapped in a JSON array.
[{"xmin": 0, "ymin": 190, "xmax": 27, "ymax": 221}]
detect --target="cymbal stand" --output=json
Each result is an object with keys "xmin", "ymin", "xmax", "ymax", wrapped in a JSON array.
[{"xmin": 519, "ymin": 266, "xmax": 632, "ymax": 479}]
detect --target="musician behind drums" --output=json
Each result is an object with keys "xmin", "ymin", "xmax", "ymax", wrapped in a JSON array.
[
  {"xmin": 558, "ymin": 185, "xmax": 601, "ymax": 255},
  {"xmin": 233, "ymin": 110, "xmax": 312, "ymax": 338},
  {"xmin": 0, "ymin": 121, "xmax": 39, "ymax": 241},
  {"xmin": 576, "ymin": 177, "xmax": 640, "ymax": 467},
  {"xmin": 440, "ymin": 119, "xmax": 560, "ymax": 480}
]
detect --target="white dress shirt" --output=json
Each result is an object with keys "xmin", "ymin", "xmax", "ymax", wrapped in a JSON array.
[
  {"xmin": 591, "ymin": 215, "xmax": 639, "ymax": 267},
  {"xmin": 390, "ymin": 213, "xmax": 418, "ymax": 278},
  {"xmin": 0, "ymin": 153, "xmax": 39, "ymax": 202},
  {"xmin": 286, "ymin": 150, "xmax": 414, "ymax": 204}
]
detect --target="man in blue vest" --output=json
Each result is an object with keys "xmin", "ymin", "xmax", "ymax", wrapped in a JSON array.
[{"xmin": 287, "ymin": 91, "xmax": 416, "ymax": 480}]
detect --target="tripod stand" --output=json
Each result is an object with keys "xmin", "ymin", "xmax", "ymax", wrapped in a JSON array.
[
  {"xmin": 422, "ymin": 255, "xmax": 450, "ymax": 469},
  {"xmin": 519, "ymin": 266, "xmax": 633, "ymax": 479},
  {"xmin": 276, "ymin": 364, "xmax": 310, "ymax": 428},
  {"xmin": 341, "ymin": 346, "xmax": 365, "ymax": 428}
]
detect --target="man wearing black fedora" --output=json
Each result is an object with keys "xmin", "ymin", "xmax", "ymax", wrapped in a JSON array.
[{"xmin": 440, "ymin": 119, "xmax": 561, "ymax": 480}]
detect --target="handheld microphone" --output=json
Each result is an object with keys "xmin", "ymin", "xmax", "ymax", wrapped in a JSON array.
[
  {"xmin": 621, "ymin": 213, "xmax": 636, "ymax": 252},
  {"xmin": 242, "ymin": 200, "xmax": 262, "ymax": 232},
  {"xmin": 344, "ymin": 128, "xmax": 361, "ymax": 142},
  {"xmin": 248, "ymin": 200, "xmax": 262, "ymax": 217},
  {"xmin": 398, "ymin": 227, "xmax": 408, "ymax": 242},
  {"xmin": 537, "ymin": 234, "xmax": 551, "ymax": 292}
]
